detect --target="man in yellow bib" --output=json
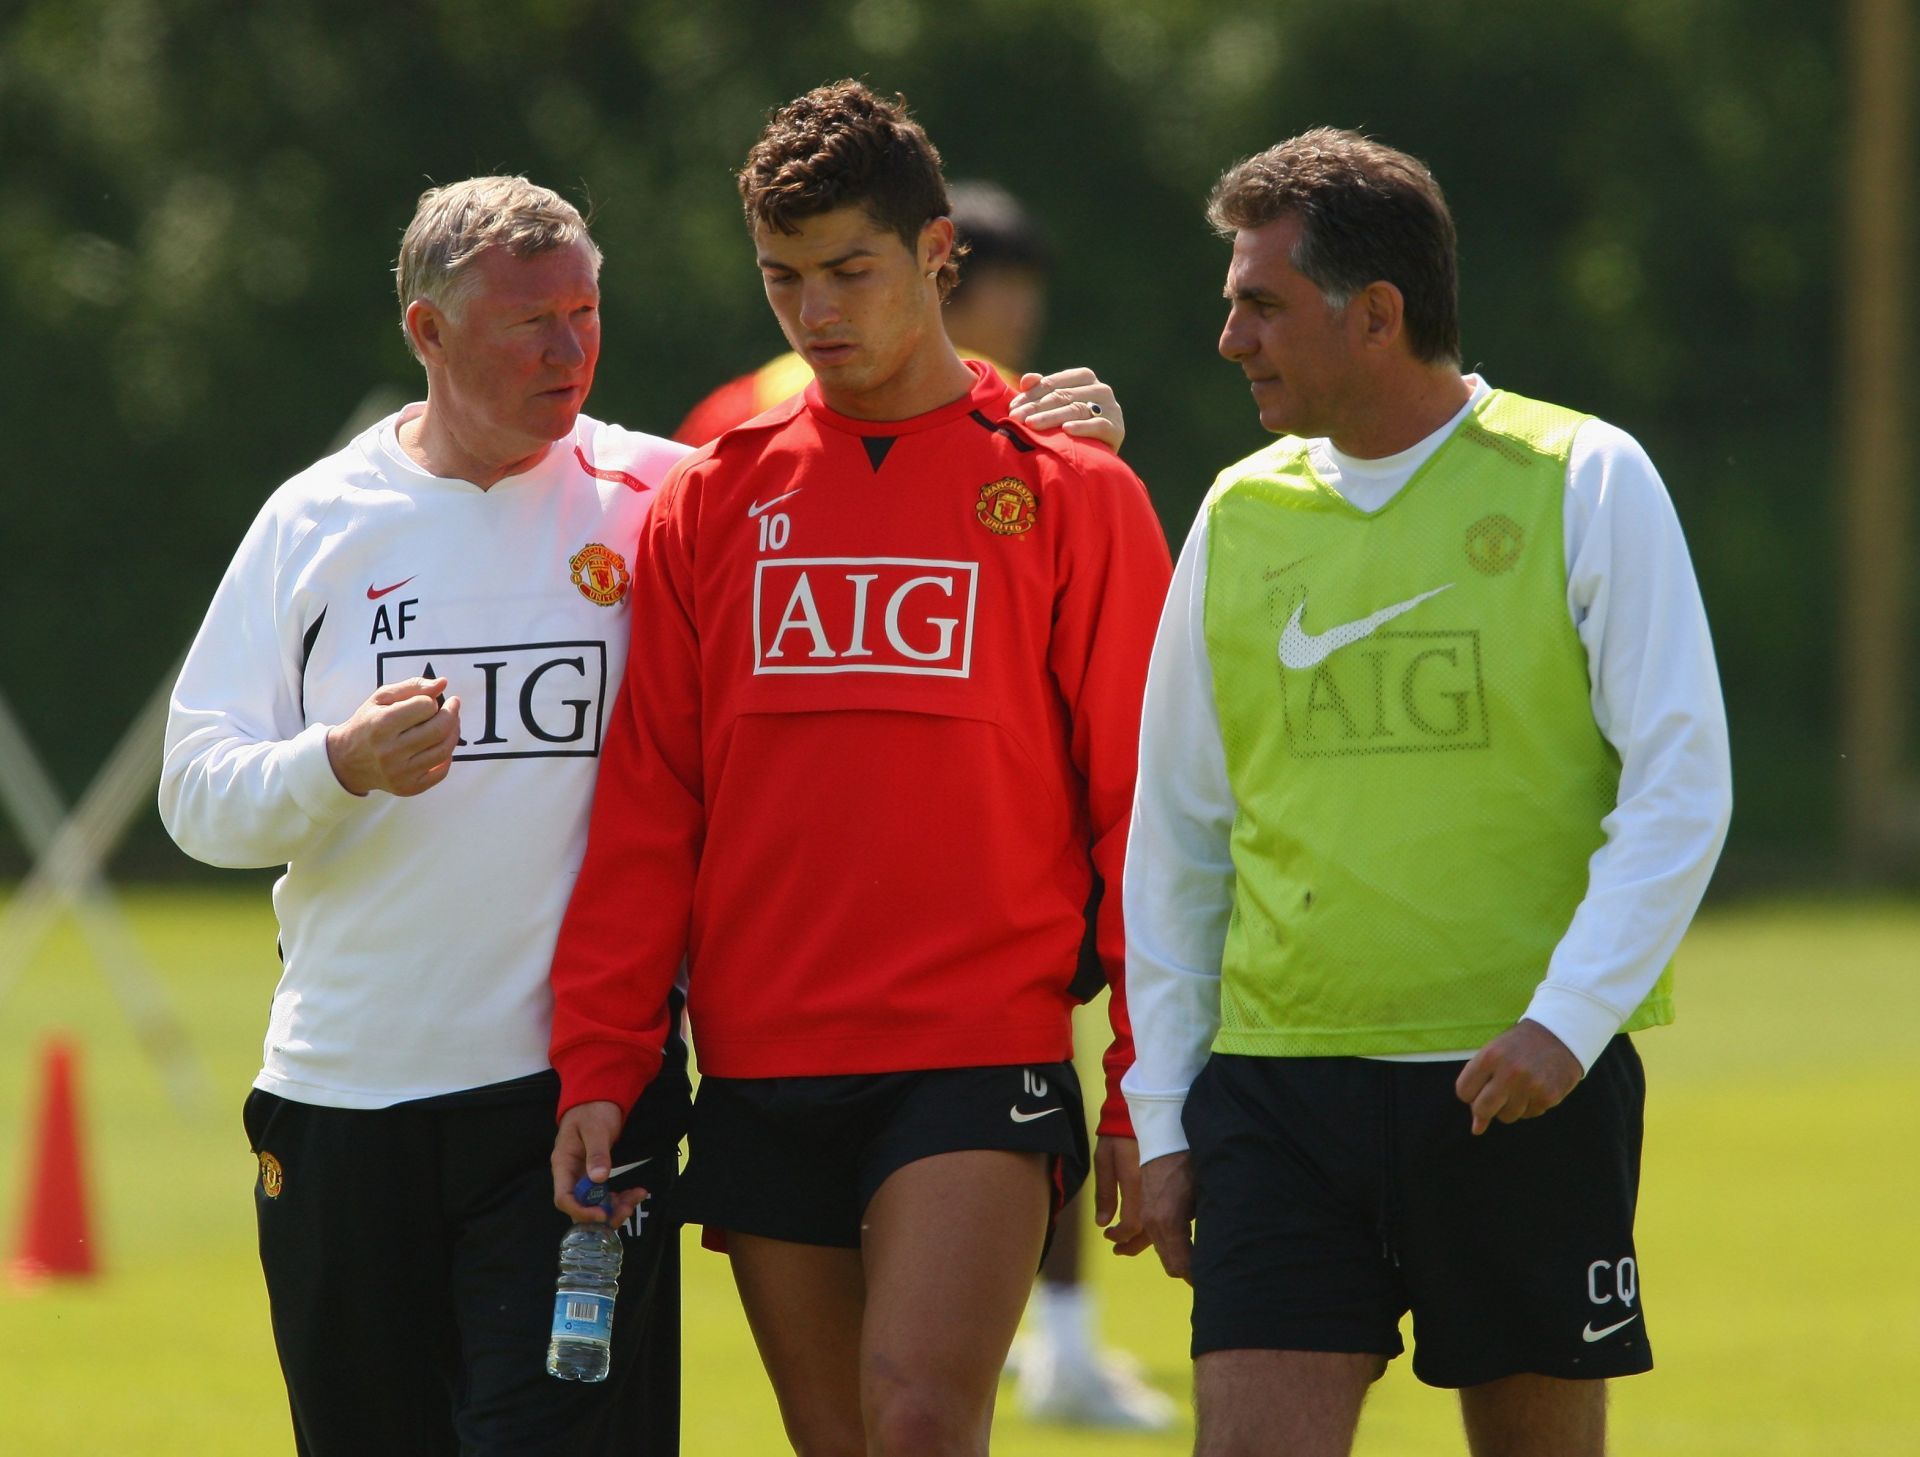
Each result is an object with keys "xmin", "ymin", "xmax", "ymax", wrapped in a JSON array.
[{"xmin": 1122, "ymin": 130, "xmax": 1733, "ymax": 1456}]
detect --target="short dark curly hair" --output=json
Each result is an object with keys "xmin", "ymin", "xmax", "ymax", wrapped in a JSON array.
[
  {"xmin": 1208, "ymin": 128, "xmax": 1461, "ymax": 366},
  {"xmin": 739, "ymin": 80, "xmax": 962, "ymax": 298}
]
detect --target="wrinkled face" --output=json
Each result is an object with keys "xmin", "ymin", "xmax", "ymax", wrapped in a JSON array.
[
  {"xmin": 754, "ymin": 204, "xmax": 949, "ymax": 417},
  {"xmin": 414, "ymin": 238, "xmax": 601, "ymax": 464},
  {"xmin": 1217, "ymin": 215, "xmax": 1362, "ymax": 438}
]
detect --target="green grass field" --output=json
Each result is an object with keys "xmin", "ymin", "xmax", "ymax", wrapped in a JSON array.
[{"xmin": 2, "ymin": 889, "xmax": 1916, "ymax": 1454}]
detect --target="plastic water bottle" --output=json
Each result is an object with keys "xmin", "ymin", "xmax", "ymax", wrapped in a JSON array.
[{"xmin": 546, "ymin": 1178, "xmax": 623, "ymax": 1382}]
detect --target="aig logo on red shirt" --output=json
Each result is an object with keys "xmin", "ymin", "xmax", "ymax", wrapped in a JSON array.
[{"xmin": 753, "ymin": 557, "xmax": 978, "ymax": 677}]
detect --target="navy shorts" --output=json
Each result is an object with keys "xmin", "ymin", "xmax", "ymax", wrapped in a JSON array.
[
  {"xmin": 1186, "ymin": 1037, "xmax": 1651, "ymax": 1388},
  {"xmin": 675, "ymin": 1062, "xmax": 1089, "ymax": 1252}
]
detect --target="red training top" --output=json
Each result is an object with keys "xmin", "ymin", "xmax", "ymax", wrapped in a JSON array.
[{"xmin": 550, "ymin": 362, "xmax": 1170, "ymax": 1136}]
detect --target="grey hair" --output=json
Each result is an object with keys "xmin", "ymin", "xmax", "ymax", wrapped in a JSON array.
[
  {"xmin": 1206, "ymin": 129, "xmax": 1461, "ymax": 366},
  {"xmin": 394, "ymin": 176, "xmax": 602, "ymax": 360}
]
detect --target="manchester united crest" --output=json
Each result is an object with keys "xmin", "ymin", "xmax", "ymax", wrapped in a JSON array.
[
  {"xmin": 258, "ymin": 1151, "xmax": 284, "ymax": 1199},
  {"xmin": 1464, "ymin": 514, "xmax": 1524, "ymax": 575},
  {"xmin": 569, "ymin": 542, "xmax": 630, "ymax": 606},
  {"xmin": 975, "ymin": 477, "xmax": 1037, "ymax": 536}
]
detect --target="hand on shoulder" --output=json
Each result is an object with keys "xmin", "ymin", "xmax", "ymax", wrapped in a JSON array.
[{"xmin": 1009, "ymin": 368, "xmax": 1125, "ymax": 453}]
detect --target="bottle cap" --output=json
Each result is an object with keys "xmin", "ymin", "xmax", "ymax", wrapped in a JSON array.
[{"xmin": 572, "ymin": 1177, "xmax": 610, "ymax": 1209}]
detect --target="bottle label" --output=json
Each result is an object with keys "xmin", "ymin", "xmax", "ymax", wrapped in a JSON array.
[{"xmin": 551, "ymin": 1289, "xmax": 614, "ymax": 1346}]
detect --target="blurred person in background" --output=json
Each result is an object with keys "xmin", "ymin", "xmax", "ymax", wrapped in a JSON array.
[
  {"xmin": 547, "ymin": 81, "xmax": 1171, "ymax": 1457},
  {"xmin": 1123, "ymin": 129, "xmax": 1732, "ymax": 1457},
  {"xmin": 675, "ymin": 174, "xmax": 1175, "ymax": 1433},
  {"xmin": 159, "ymin": 176, "xmax": 692, "ymax": 1455}
]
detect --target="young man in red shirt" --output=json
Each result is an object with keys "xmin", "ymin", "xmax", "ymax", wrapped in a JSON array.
[
  {"xmin": 672, "ymin": 172, "xmax": 1176, "ymax": 1433},
  {"xmin": 547, "ymin": 82, "xmax": 1171, "ymax": 1455}
]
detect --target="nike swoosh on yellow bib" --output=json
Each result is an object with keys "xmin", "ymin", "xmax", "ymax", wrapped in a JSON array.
[{"xmin": 1277, "ymin": 583, "xmax": 1453, "ymax": 671}]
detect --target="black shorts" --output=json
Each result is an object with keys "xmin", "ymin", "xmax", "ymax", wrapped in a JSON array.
[
  {"xmin": 242, "ymin": 1067, "xmax": 687, "ymax": 1455},
  {"xmin": 675, "ymin": 1062, "xmax": 1089, "ymax": 1252},
  {"xmin": 1186, "ymin": 1038, "xmax": 1650, "ymax": 1388}
]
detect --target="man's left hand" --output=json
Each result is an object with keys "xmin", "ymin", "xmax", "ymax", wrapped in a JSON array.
[
  {"xmin": 1454, "ymin": 1019, "xmax": 1583, "ymax": 1135},
  {"xmin": 1092, "ymin": 1134, "xmax": 1150, "ymax": 1256},
  {"xmin": 552, "ymin": 1100, "xmax": 647, "ymax": 1225},
  {"xmin": 1008, "ymin": 368, "xmax": 1125, "ymax": 452}
]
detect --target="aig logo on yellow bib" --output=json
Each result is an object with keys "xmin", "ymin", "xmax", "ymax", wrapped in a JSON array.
[{"xmin": 1275, "ymin": 586, "xmax": 1488, "ymax": 756}]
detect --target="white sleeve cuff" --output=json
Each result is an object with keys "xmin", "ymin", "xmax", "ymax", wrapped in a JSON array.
[
  {"xmin": 1125, "ymin": 1094, "xmax": 1192, "ymax": 1164},
  {"xmin": 1520, "ymin": 984, "xmax": 1627, "ymax": 1073},
  {"xmin": 282, "ymin": 721, "xmax": 365, "ymax": 827}
]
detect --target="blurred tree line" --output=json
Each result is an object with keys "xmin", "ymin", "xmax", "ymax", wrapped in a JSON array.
[{"xmin": 0, "ymin": 0, "xmax": 1895, "ymax": 882}]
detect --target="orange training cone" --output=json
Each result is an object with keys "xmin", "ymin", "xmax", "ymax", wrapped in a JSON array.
[{"xmin": 10, "ymin": 1036, "xmax": 98, "ymax": 1283}]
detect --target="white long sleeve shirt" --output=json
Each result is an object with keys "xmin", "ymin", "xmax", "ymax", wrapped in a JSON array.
[
  {"xmin": 1122, "ymin": 379, "xmax": 1733, "ymax": 1163},
  {"xmin": 160, "ymin": 407, "xmax": 688, "ymax": 1107}
]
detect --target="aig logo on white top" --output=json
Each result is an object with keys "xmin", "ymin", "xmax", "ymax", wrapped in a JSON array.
[
  {"xmin": 377, "ymin": 643, "xmax": 609, "ymax": 759},
  {"xmin": 752, "ymin": 557, "xmax": 979, "ymax": 677}
]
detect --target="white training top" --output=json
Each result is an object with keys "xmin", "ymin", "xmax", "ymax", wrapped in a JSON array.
[
  {"xmin": 160, "ymin": 407, "xmax": 688, "ymax": 1108},
  {"xmin": 1122, "ymin": 378, "xmax": 1734, "ymax": 1163}
]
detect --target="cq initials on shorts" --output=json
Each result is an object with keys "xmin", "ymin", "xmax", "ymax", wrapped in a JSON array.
[{"xmin": 1587, "ymin": 1256, "xmax": 1638, "ymax": 1306}]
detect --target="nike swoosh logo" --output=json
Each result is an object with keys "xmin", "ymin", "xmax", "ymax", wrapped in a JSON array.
[
  {"xmin": 747, "ymin": 489, "xmax": 802, "ymax": 518},
  {"xmin": 608, "ymin": 1158, "xmax": 653, "ymax": 1178},
  {"xmin": 366, "ymin": 577, "xmax": 415, "ymax": 600},
  {"xmin": 1277, "ymin": 584, "xmax": 1453, "ymax": 671},
  {"xmin": 1582, "ymin": 1314, "xmax": 1641, "ymax": 1342},
  {"xmin": 1009, "ymin": 1106, "xmax": 1062, "ymax": 1124}
]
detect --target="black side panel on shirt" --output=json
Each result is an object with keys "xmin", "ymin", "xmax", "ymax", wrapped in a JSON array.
[
  {"xmin": 1068, "ymin": 876, "xmax": 1106, "ymax": 1004},
  {"xmin": 298, "ymin": 608, "xmax": 327, "ymax": 717}
]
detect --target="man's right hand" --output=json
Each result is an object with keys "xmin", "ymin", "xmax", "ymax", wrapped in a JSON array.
[
  {"xmin": 1140, "ymin": 1150, "xmax": 1197, "ymax": 1284},
  {"xmin": 552, "ymin": 1100, "xmax": 646, "ymax": 1225},
  {"xmin": 324, "ymin": 677, "xmax": 461, "ymax": 796}
]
